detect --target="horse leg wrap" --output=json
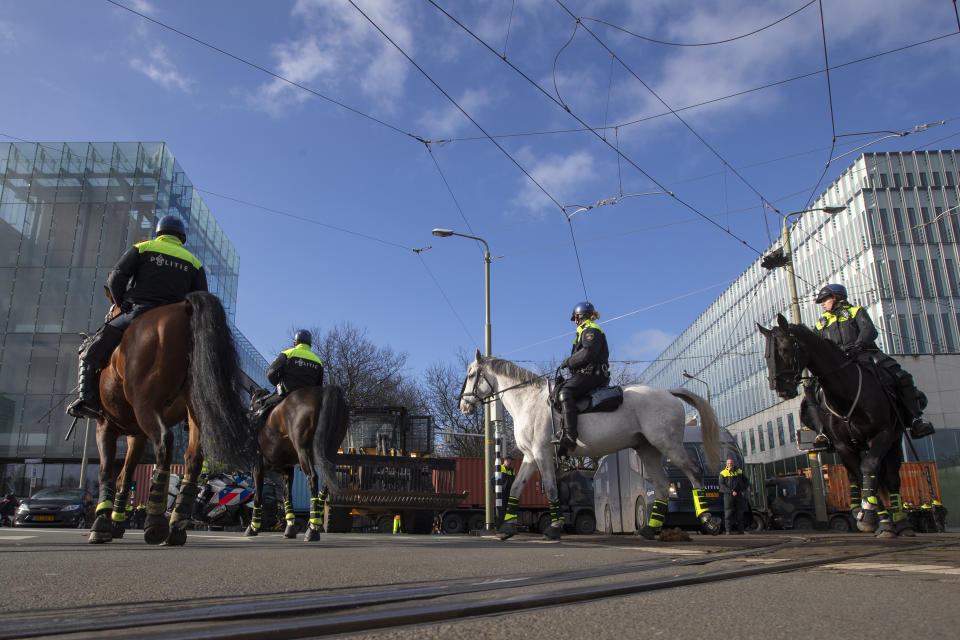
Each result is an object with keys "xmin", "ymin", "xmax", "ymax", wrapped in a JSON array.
[
  {"xmin": 96, "ymin": 485, "xmax": 116, "ymax": 517},
  {"xmin": 111, "ymin": 492, "xmax": 128, "ymax": 523},
  {"xmin": 147, "ymin": 468, "xmax": 171, "ymax": 516},
  {"xmin": 648, "ymin": 500, "xmax": 667, "ymax": 529},
  {"xmin": 692, "ymin": 489, "xmax": 709, "ymax": 518},
  {"xmin": 250, "ymin": 506, "xmax": 262, "ymax": 532},
  {"xmin": 889, "ymin": 493, "xmax": 906, "ymax": 523},
  {"xmin": 284, "ymin": 499, "xmax": 295, "ymax": 524},
  {"xmin": 849, "ymin": 483, "xmax": 861, "ymax": 512},
  {"xmin": 544, "ymin": 499, "xmax": 564, "ymax": 539},
  {"xmin": 503, "ymin": 495, "xmax": 519, "ymax": 523},
  {"xmin": 171, "ymin": 481, "xmax": 199, "ymax": 527},
  {"xmin": 309, "ymin": 497, "xmax": 324, "ymax": 528}
]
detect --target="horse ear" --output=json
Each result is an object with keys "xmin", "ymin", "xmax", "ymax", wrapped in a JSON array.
[
  {"xmin": 777, "ymin": 314, "xmax": 789, "ymax": 330},
  {"xmin": 475, "ymin": 348, "xmax": 482, "ymax": 362},
  {"xmin": 757, "ymin": 323, "xmax": 771, "ymax": 336}
]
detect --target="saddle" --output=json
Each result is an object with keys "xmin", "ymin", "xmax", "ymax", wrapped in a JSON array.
[
  {"xmin": 249, "ymin": 387, "xmax": 283, "ymax": 421},
  {"xmin": 551, "ymin": 383, "xmax": 624, "ymax": 415}
]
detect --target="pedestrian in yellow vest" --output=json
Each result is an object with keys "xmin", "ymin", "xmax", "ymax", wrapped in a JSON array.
[{"xmin": 392, "ymin": 513, "xmax": 402, "ymax": 534}]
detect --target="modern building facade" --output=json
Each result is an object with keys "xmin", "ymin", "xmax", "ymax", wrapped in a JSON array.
[
  {"xmin": 0, "ymin": 141, "xmax": 269, "ymax": 496},
  {"xmin": 640, "ymin": 150, "xmax": 960, "ymax": 505}
]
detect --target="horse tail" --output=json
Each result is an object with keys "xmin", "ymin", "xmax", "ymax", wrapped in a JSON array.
[
  {"xmin": 312, "ymin": 385, "xmax": 348, "ymax": 489},
  {"xmin": 184, "ymin": 291, "xmax": 257, "ymax": 470},
  {"xmin": 670, "ymin": 388, "xmax": 721, "ymax": 471}
]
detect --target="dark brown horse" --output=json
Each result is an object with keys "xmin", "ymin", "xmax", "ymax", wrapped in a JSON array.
[
  {"xmin": 88, "ymin": 289, "xmax": 255, "ymax": 545},
  {"xmin": 245, "ymin": 385, "xmax": 348, "ymax": 541},
  {"xmin": 759, "ymin": 314, "xmax": 912, "ymax": 537}
]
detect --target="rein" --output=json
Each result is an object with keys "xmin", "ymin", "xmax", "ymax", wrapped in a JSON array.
[
  {"xmin": 819, "ymin": 363, "xmax": 863, "ymax": 422},
  {"xmin": 460, "ymin": 364, "xmax": 549, "ymax": 405}
]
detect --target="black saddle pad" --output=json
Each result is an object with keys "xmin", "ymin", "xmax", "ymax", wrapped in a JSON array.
[{"xmin": 578, "ymin": 386, "xmax": 624, "ymax": 414}]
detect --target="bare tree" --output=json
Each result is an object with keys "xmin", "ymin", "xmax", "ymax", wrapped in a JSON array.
[{"xmin": 420, "ymin": 351, "xmax": 485, "ymax": 457}]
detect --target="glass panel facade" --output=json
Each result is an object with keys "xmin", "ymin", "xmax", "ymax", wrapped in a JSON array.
[{"xmin": 0, "ymin": 142, "xmax": 268, "ymax": 472}]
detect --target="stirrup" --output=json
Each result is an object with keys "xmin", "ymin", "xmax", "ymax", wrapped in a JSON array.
[
  {"xmin": 908, "ymin": 420, "xmax": 934, "ymax": 439},
  {"xmin": 66, "ymin": 399, "xmax": 101, "ymax": 420}
]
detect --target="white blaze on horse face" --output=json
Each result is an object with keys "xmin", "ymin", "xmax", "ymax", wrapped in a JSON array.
[{"xmin": 459, "ymin": 364, "xmax": 479, "ymax": 415}]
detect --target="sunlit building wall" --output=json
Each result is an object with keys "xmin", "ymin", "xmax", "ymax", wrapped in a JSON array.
[{"xmin": 0, "ymin": 141, "xmax": 269, "ymax": 494}]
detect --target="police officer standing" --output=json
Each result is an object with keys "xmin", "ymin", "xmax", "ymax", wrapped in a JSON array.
[
  {"xmin": 553, "ymin": 302, "xmax": 610, "ymax": 455},
  {"xmin": 493, "ymin": 455, "xmax": 516, "ymax": 525},
  {"xmin": 812, "ymin": 284, "xmax": 934, "ymax": 439},
  {"xmin": 719, "ymin": 458, "xmax": 749, "ymax": 534},
  {"xmin": 67, "ymin": 216, "xmax": 206, "ymax": 420}
]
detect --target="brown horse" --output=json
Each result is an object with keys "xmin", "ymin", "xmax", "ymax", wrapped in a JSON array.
[
  {"xmin": 88, "ymin": 289, "xmax": 255, "ymax": 545},
  {"xmin": 244, "ymin": 385, "xmax": 348, "ymax": 541}
]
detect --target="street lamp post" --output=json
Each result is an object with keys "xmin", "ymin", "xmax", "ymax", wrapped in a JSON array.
[
  {"xmin": 681, "ymin": 370, "xmax": 711, "ymax": 406},
  {"xmin": 432, "ymin": 228, "xmax": 498, "ymax": 530},
  {"xmin": 762, "ymin": 205, "xmax": 844, "ymax": 530}
]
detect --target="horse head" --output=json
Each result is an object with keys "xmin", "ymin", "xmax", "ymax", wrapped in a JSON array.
[
  {"xmin": 757, "ymin": 313, "xmax": 808, "ymax": 400},
  {"xmin": 459, "ymin": 349, "xmax": 495, "ymax": 415}
]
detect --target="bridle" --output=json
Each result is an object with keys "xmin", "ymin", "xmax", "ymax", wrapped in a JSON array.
[
  {"xmin": 459, "ymin": 363, "xmax": 495, "ymax": 408},
  {"xmin": 767, "ymin": 330, "xmax": 806, "ymax": 393}
]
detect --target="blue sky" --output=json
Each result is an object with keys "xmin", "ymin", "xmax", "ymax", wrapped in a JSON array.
[{"xmin": 3, "ymin": 0, "xmax": 959, "ymax": 382}]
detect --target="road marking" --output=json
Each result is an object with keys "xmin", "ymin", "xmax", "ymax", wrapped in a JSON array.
[
  {"xmin": 0, "ymin": 535, "xmax": 36, "ymax": 540},
  {"xmin": 822, "ymin": 562, "xmax": 960, "ymax": 575}
]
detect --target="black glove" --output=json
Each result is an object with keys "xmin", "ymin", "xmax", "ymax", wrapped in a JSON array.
[
  {"xmin": 119, "ymin": 298, "xmax": 133, "ymax": 313},
  {"xmin": 560, "ymin": 358, "xmax": 570, "ymax": 370},
  {"xmin": 844, "ymin": 345, "xmax": 861, "ymax": 358}
]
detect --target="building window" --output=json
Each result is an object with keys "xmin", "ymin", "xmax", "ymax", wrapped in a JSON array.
[
  {"xmin": 913, "ymin": 314, "xmax": 927, "ymax": 353},
  {"xmin": 893, "ymin": 173, "xmax": 902, "ymax": 188},
  {"xmin": 777, "ymin": 417, "xmax": 786, "ymax": 446},
  {"xmin": 749, "ymin": 430, "xmax": 756, "ymax": 454},
  {"xmin": 927, "ymin": 315, "xmax": 942, "ymax": 353},
  {"xmin": 787, "ymin": 413, "xmax": 796, "ymax": 442},
  {"xmin": 943, "ymin": 313, "xmax": 958, "ymax": 352},
  {"xmin": 741, "ymin": 433, "xmax": 748, "ymax": 455},
  {"xmin": 757, "ymin": 426, "xmax": 765, "ymax": 452},
  {"xmin": 767, "ymin": 421, "xmax": 775, "ymax": 449},
  {"xmin": 933, "ymin": 172, "xmax": 942, "ymax": 186}
]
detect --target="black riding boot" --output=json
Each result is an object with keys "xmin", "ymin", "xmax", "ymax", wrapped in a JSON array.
[
  {"xmin": 551, "ymin": 390, "xmax": 579, "ymax": 455},
  {"xmin": 898, "ymin": 375, "xmax": 934, "ymax": 438},
  {"xmin": 66, "ymin": 324, "xmax": 124, "ymax": 419}
]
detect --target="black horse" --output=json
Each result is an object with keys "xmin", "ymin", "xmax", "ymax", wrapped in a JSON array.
[
  {"xmin": 244, "ymin": 385, "xmax": 348, "ymax": 541},
  {"xmin": 758, "ymin": 314, "xmax": 913, "ymax": 537}
]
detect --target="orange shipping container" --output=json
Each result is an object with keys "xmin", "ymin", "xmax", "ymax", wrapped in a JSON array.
[
  {"xmin": 450, "ymin": 457, "xmax": 548, "ymax": 509},
  {"xmin": 803, "ymin": 461, "xmax": 940, "ymax": 508}
]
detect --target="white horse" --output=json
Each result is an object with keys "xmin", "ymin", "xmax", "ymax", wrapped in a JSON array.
[{"xmin": 459, "ymin": 350, "xmax": 722, "ymax": 540}]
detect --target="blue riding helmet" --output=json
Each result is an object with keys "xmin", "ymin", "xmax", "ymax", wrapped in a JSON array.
[
  {"xmin": 293, "ymin": 329, "xmax": 312, "ymax": 346},
  {"xmin": 815, "ymin": 284, "xmax": 847, "ymax": 303},
  {"xmin": 155, "ymin": 215, "xmax": 187, "ymax": 242},
  {"xmin": 570, "ymin": 301, "xmax": 598, "ymax": 321}
]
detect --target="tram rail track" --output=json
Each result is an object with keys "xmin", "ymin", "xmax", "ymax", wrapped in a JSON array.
[{"xmin": 2, "ymin": 536, "xmax": 955, "ymax": 640}]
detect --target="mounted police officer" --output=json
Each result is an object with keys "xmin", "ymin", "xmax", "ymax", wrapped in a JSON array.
[
  {"xmin": 67, "ymin": 215, "xmax": 206, "ymax": 420},
  {"xmin": 553, "ymin": 302, "xmax": 610, "ymax": 454},
  {"xmin": 811, "ymin": 283, "xmax": 934, "ymax": 440},
  {"xmin": 253, "ymin": 330, "xmax": 324, "ymax": 419}
]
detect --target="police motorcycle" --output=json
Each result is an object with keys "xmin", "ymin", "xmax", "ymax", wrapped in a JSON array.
[{"xmin": 191, "ymin": 472, "xmax": 255, "ymax": 530}]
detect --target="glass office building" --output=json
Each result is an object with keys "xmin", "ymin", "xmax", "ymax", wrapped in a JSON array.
[
  {"xmin": 640, "ymin": 150, "xmax": 960, "ymax": 497},
  {"xmin": 0, "ymin": 141, "xmax": 269, "ymax": 494}
]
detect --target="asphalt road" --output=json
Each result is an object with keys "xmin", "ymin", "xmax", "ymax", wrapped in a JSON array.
[{"xmin": 1, "ymin": 527, "xmax": 957, "ymax": 639}]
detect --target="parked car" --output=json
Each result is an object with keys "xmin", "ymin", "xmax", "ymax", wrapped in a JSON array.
[{"xmin": 14, "ymin": 487, "xmax": 92, "ymax": 528}]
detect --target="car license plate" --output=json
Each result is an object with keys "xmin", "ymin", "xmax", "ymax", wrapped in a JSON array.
[
  {"xmin": 705, "ymin": 492, "xmax": 719, "ymax": 498},
  {"xmin": 34, "ymin": 515, "xmax": 55, "ymax": 522}
]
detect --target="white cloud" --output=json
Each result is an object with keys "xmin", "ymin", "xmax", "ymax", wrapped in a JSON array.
[
  {"xmin": 513, "ymin": 149, "xmax": 599, "ymax": 216},
  {"xmin": 623, "ymin": 328, "xmax": 677, "ymax": 358},
  {"xmin": 130, "ymin": 46, "xmax": 192, "ymax": 92},
  {"xmin": 251, "ymin": 0, "xmax": 415, "ymax": 115},
  {"xmin": 417, "ymin": 88, "xmax": 496, "ymax": 138}
]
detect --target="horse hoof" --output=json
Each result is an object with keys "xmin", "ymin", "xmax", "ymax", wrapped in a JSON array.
[
  {"xmin": 283, "ymin": 523, "xmax": 298, "ymax": 539},
  {"xmin": 896, "ymin": 524, "xmax": 916, "ymax": 537},
  {"xmin": 875, "ymin": 529, "xmax": 897, "ymax": 539},
  {"xmin": 637, "ymin": 525, "xmax": 659, "ymax": 540},
  {"xmin": 543, "ymin": 523, "xmax": 563, "ymax": 540},
  {"xmin": 304, "ymin": 527, "xmax": 320, "ymax": 542},
  {"xmin": 110, "ymin": 523, "xmax": 126, "ymax": 539},
  {"xmin": 498, "ymin": 521, "xmax": 517, "ymax": 541},
  {"xmin": 700, "ymin": 515, "xmax": 722, "ymax": 536},
  {"xmin": 243, "ymin": 525, "xmax": 259, "ymax": 537},
  {"xmin": 163, "ymin": 528, "xmax": 188, "ymax": 546},
  {"xmin": 88, "ymin": 530, "xmax": 112, "ymax": 544},
  {"xmin": 144, "ymin": 523, "xmax": 170, "ymax": 545},
  {"xmin": 856, "ymin": 510, "xmax": 878, "ymax": 533}
]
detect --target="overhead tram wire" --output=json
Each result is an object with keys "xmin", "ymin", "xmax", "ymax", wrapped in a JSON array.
[
  {"xmin": 557, "ymin": 1, "xmax": 787, "ymax": 221},
  {"xmin": 102, "ymin": 0, "xmax": 424, "ymax": 144},
  {"xmin": 345, "ymin": 0, "xmax": 591, "ymax": 300},
  {"xmin": 429, "ymin": 31, "xmax": 960, "ymax": 145},
  {"xmin": 426, "ymin": 1, "xmax": 766, "ymax": 258},
  {"xmin": 802, "ymin": 0, "xmax": 838, "ymax": 209},
  {"xmin": 580, "ymin": 0, "xmax": 817, "ymax": 47},
  {"xmin": 415, "ymin": 253, "xmax": 481, "ymax": 350}
]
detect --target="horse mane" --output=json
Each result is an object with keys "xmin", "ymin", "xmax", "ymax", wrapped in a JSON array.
[
  {"xmin": 787, "ymin": 322, "xmax": 845, "ymax": 358},
  {"xmin": 483, "ymin": 357, "xmax": 546, "ymax": 388}
]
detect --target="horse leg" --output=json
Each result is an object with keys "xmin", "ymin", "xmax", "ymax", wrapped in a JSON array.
[
  {"xmin": 533, "ymin": 450, "xmax": 564, "ymax": 540},
  {"xmin": 110, "ymin": 435, "xmax": 146, "ymax": 539},
  {"xmin": 244, "ymin": 456, "xmax": 264, "ymax": 537},
  {"xmin": 636, "ymin": 445, "xmax": 670, "ymax": 540},
  {"xmin": 498, "ymin": 457, "xmax": 538, "ymax": 540},
  {"xmin": 282, "ymin": 467, "xmax": 297, "ymax": 538},
  {"xmin": 139, "ymin": 412, "xmax": 176, "ymax": 545},
  {"xmin": 856, "ymin": 428, "xmax": 899, "ymax": 534},
  {"xmin": 881, "ymin": 445, "xmax": 913, "ymax": 537},
  {"xmin": 299, "ymin": 455, "xmax": 322, "ymax": 542},
  {"xmin": 89, "ymin": 420, "xmax": 119, "ymax": 544},
  {"xmin": 164, "ymin": 415, "xmax": 203, "ymax": 546},
  {"xmin": 665, "ymin": 441, "xmax": 721, "ymax": 535}
]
